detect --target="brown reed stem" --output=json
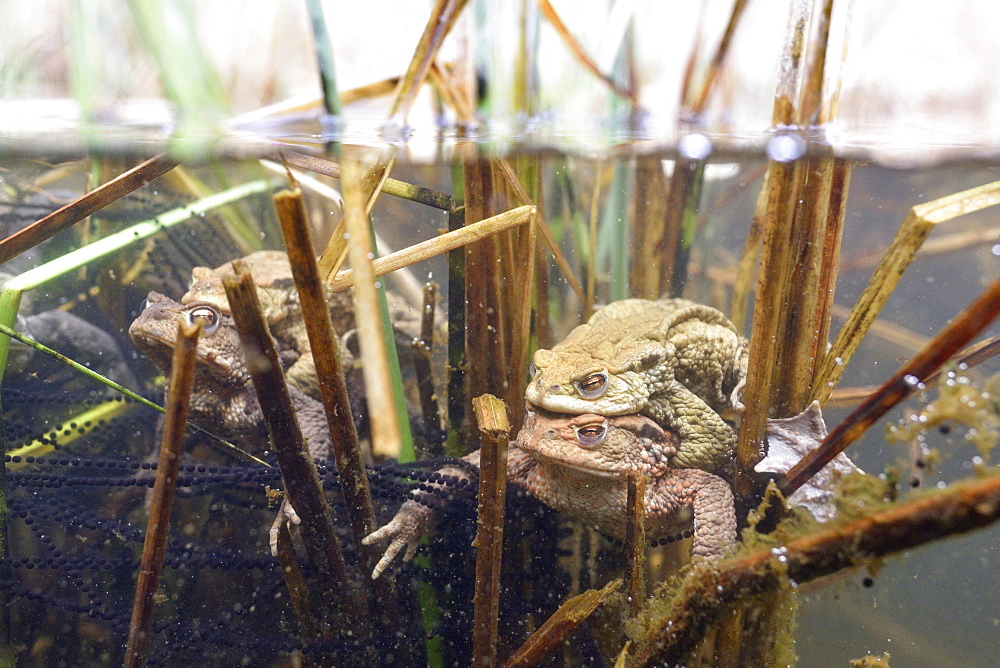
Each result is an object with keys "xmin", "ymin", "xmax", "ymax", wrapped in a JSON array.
[
  {"xmin": 624, "ymin": 473, "xmax": 648, "ymax": 616},
  {"xmin": 446, "ymin": 204, "xmax": 469, "ymax": 452},
  {"xmin": 388, "ymin": 0, "xmax": 470, "ymax": 122},
  {"xmin": 471, "ymin": 394, "xmax": 510, "ymax": 668},
  {"xmin": 412, "ymin": 282, "xmax": 443, "ymax": 455},
  {"xmin": 223, "ymin": 263, "xmax": 362, "ymax": 635},
  {"xmin": 781, "ymin": 278, "xmax": 1000, "ymax": 496},
  {"xmin": 0, "ymin": 154, "xmax": 179, "ymax": 266},
  {"xmin": 537, "ymin": 0, "xmax": 636, "ymax": 103},
  {"xmin": 503, "ymin": 578, "xmax": 621, "ymax": 667},
  {"xmin": 632, "ymin": 469, "xmax": 1000, "ymax": 666},
  {"xmin": 688, "ymin": 0, "xmax": 749, "ymax": 114},
  {"xmin": 279, "ymin": 151, "xmax": 456, "ymax": 211},
  {"xmin": 124, "ymin": 319, "xmax": 199, "ymax": 668},
  {"xmin": 274, "ymin": 523, "xmax": 321, "ymax": 640},
  {"xmin": 273, "ymin": 188, "xmax": 384, "ymax": 588}
]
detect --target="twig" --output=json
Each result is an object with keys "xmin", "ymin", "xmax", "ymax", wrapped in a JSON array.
[
  {"xmin": 504, "ymin": 578, "xmax": 621, "ymax": 667},
  {"xmin": 632, "ymin": 470, "xmax": 1000, "ymax": 666},
  {"xmin": 124, "ymin": 320, "xmax": 199, "ymax": 668},
  {"xmin": 0, "ymin": 154, "xmax": 179, "ymax": 266},
  {"xmin": 781, "ymin": 278, "xmax": 1000, "ymax": 496},
  {"xmin": 471, "ymin": 394, "xmax": 510, "ymax": 668},
  {"xmin": 223, "ymin": 263, "xmax": 362, "ymax": 634}
]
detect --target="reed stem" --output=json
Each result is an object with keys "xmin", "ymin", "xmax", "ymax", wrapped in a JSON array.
[{"xmin": 124, "ymin": 320, "xmax": 199, "ymax": 668}]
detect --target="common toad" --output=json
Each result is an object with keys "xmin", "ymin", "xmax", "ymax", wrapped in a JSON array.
[
  {"xmin": 362, "ymin": 406, "xmax": 736, "ymax": 578},
  {"xmin": 128, "ymin": 291, "xmax": 331, "ymax": 461},
  {"xmin": 182, "ymin": 250, "xmax": 357, "ymax": 400},
  {"xmin": 524, "ymin": 298, "xmax": 748, "ymax": 473},
  {"xmin": 182, "ymin": 250, "xmax": 422, "ymax": 402}
]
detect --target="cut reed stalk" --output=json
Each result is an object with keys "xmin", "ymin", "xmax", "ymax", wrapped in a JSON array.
[
  {"xmin": 732, "ymin": 158, "xmax": 803, "ymax": 493},
  {"xmin": 629, "ymin": 156, "xmax": 673, "ymax": 300},
  {"xmin": 733, "ymin": 0, "xmax": 830, "ymax": 495},
  {"xmin": 223, "ymin": 263, "xmax": 361, "ymax": 634},
  {"xmin": 471, "ymin": 394, "xmax": 510, "ymax": 668},
  {"xmin": 0, "ymin": 154, "xmax": 179, "ymax": 266},
  {"xmin": 772, "ymin": 155, "xmax": 851, "ymax": 413},
  {"xmin": 463, "ymin": 160, "xmax": 508, "ymax": 419},
  {"xmin": 504, "ymin": 578, "xmax": 621, "ymax": 667},
  {"xmin": 124, "ymin": 320, "xmax": 199, "ymax": 668}
]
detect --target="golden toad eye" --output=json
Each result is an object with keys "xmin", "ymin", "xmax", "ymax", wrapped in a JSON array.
[
  {"xmin": 185, "ymin": 305, "xmax": 220, "ymax": 334},
  {"xmin": 576, "ymin": 371, "xmax": 608, "ymax": 399},
  {"xmin": 576, "ymin": 422, "xmax": 607, "ymax": 447}
]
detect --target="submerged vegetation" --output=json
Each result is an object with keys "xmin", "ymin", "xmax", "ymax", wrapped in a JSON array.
[{"xmin": 0, "ymin": 1, "xmax": 998, "ymax": 666}]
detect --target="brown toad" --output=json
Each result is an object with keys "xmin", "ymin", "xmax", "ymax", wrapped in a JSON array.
[
  {"xmin": 362, "ymin": 406, "xmax": 736, "ymax": 578},
  {"xmin": 128, "ymin": 291, "xmax": 331, "ymax": 461},
  {"xmin": 129, "ymin": 291, "xmax": 332, "ymax": 551},
  {"xmin": 182, "ymin": 250, "xmax": 357, "ymax": 400},
  {"xmin": 524, "ymin": 298, "xmax": 748, "ymax": 473}
]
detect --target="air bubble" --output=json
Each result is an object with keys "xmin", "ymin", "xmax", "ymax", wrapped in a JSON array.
[
  {"xmin": 678, "ymin": 133, "xmax": 712, "ymax": 160},
  {"xmin": 766, "ymin": 133, "xmax": 806, "ymax": 162},
  {"xmin": 904, "ymin": 374, "xmax": 920, "ymax": 386}
]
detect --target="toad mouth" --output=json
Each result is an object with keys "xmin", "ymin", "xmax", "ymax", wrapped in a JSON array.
[{"xmin": 530, "ymin": 452, "xmax": 618, "ymax": 478}]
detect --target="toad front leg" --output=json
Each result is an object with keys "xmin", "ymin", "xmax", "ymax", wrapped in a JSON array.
[{"xmin": 647, "ymin": 379, "xmax": 737, "ymax": 473}]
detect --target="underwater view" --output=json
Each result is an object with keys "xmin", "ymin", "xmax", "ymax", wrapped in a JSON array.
[{"xmin": 0, "ymin": 1, "xmax": 998, "ymax": 666}]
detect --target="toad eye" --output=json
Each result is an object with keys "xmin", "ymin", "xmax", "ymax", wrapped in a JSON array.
[
  {"xmin": 576, "ymin": 371, "xmax": 608, "ymax": 399},
  {"xmin": 185, "ymin": 305, "xmax": 220, "ymax": 334},
  {"xmin": 576, "ymin": 422, "xmax": 607, "ymax": 447},
  {"xmin": 528, "ymin": 362, "xmax": 538, "ymax": 378}
]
